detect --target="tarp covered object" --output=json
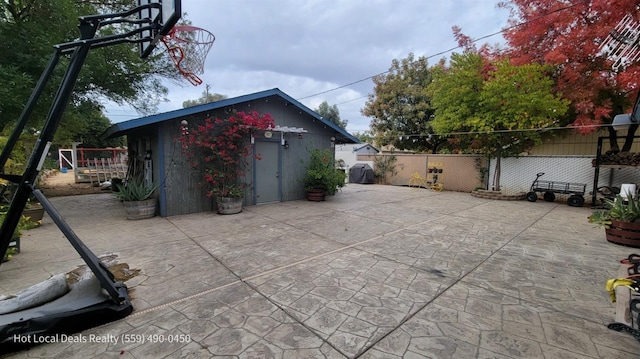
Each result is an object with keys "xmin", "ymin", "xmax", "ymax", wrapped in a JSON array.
[{"xmin": 349, "ymin": 163, "xmax": 375, "ymax": 184}]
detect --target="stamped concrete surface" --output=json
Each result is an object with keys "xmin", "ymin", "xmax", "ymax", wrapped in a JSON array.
[{"xmin": 1, "ymin": 184, "xmax": 639, "ymax": 358}]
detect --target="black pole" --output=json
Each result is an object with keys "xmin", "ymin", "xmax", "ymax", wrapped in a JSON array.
[
  {"xmin": 0, "ymin": 20, "xmax": 97, "ymax": 268},
  {"xmin": 592, "ymin": 136, "xmax": 604, "ymax": 207},
  {"xmin": 30, "ymin": 188, "xmax": 124, "ymax": 302},
  {"xmin": 0, "ymin": 51, "xmax": 61, "ymax": 172}
]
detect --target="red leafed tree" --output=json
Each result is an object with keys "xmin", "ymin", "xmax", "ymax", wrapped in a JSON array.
[
  {"xmin": 178, "ymin": 111, "xmax": 274, "ymax": 198},
  {"xmin": 499, "ymin": 0, "xmax": 640, "ymax": 152}
]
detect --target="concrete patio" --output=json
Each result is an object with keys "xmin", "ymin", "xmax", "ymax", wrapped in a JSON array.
[{"xmin": 1, "ymin": 184, "xmax": 639, "ymax": 358}]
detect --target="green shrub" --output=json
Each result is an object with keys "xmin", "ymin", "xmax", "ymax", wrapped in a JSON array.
[
  {"xmin": 303, "ymin": 148, "xmax": 346, "ymax": 195},
  {"xmin": 115, "ymin": 179, "xmax": 158, "ymax": 201}
]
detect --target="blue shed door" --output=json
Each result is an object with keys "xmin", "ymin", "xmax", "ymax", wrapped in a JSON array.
[{"xmin": 254, "ymin": 141, "xmax": 280, "ymax": 203}]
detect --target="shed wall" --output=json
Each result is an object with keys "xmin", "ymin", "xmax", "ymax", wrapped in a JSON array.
[
  {"xmin": 159, "ymin": 119, "xmax": 212, "ymax": 216},
  {"xmin": 146, "ymin": 96, "xmax": 337, "ymax": 216}
]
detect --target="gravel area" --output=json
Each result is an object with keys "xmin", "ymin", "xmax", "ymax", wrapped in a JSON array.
[{"xmin": 39, "ymin": 172, "xmax": 111, "ymax": 197}]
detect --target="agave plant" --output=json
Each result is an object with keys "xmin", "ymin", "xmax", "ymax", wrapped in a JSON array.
[
  {"xmin": 589, "ymin": 192, "xmax": 640, "ymax": 228},
  {"xmin": 115, "ymin": 179, "xmax": 158, "ymax": 202}
]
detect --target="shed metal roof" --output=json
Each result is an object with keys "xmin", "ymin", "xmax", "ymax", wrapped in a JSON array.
[{"xmin": 102, "ymin": 88, "xmax": 359, "ymax": 143}]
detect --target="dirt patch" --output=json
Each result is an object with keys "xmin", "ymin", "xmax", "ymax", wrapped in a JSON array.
[
  {"xmin": 39, "ymin": 172, "xmax": 112, "ymax": 197},
  {"xmin": 107, "ymin": 263, "xmax": 142, "ymax": 282},
  {"xmin": 66, "ymin": 254, "xmax": 141, "ymax": 285}
]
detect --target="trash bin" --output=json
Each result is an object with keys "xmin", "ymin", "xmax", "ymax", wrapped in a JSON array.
[{"xmin": 61, "ymin": 167, "xmax": 68, "ymax": 173}]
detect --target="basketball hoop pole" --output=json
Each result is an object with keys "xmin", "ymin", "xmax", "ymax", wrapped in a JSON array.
[
  {"xmin": 0, "ymin": 53, "xmax": 61, "ymax": 173},
  {"xmin": 0, "ymin": 19, "xmax": 98, "ymax": 271},
  {"xmin": 0, "ymin": 3, "xmax": 181, "ymax": 346}
]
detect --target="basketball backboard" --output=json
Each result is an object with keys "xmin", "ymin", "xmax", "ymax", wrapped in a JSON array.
[{"xmin": 137, "ymin": 0, "xmax": 181, "ymax": 58}]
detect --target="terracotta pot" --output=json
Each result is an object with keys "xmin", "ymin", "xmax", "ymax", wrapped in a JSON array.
[
  {"xmin": 306, "ymin": 189, "xmax": 326, "ymax": 202},
  {"xmin": 123, "ymin": 198, "xmax": 157, "ymax": 220},
  {"xmin": 217, "ymin": 196, "xmax": 243, "ymax": 215},
  {"xmin": 606, "ymin": 219, "xmax": 640, "ymax": 248}
]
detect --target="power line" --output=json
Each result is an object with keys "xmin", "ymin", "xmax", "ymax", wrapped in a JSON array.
[
  {"xmin": 335, "ymin": 96, "xmax": 368, "ymax": 106},
  {"xmin": 387, "ymin": 123, "xmax": 613, "ymax": 137},
  {"xmin": 295, "ymin": 0, "xmax": 587, "ymax": 102}
]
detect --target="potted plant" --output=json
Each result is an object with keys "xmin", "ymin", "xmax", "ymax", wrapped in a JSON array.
[
  {"xmin": 115, "ymin": 179, "xmax": 158, "ymax": 220},
  {"xmin": 178, "ymin": 111, "xmax": 274, "ymax": 214},
  {"xmin": 589, "ymin": 192, "xmax": 640, "ymax": 247},
  {"xmin": 22, "ymin": 197, "xmax": 45, "ymax": 225},
  {"xmin": 303, "ymin": 148, "xmax": 346, "ymax": 201},
  {"xmin": 216, "ymin": 182, "xmax": 245, "ymax": 215},
  {"xmin": 0, "ymin": 206, "xmax": 38, "ymax": 262}
]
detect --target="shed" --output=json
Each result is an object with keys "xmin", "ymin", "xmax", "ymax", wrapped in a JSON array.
[{"xmin": 102, "ymin": 88, "xmax": 359, "ymax": 216}]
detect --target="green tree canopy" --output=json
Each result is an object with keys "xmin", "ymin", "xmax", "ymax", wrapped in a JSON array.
[
  {"xmin": 0, "ymin": 0, "xmax": 179, "ymax": 147},
  {"xmin": 429, "ymin": 52, "xmax": 569, "ymax": 190},
  {"xmin": 315, "ymin": 101, "xmax": 347, "ymax": 130},
  {"xmin": 362, "ymin": 53, "xmax": 447, "ymax": 153},
  {"xmin": 499, "ymin": 0, "xmax": 639, "ymax": 152},
  {"xmin": 353, "ymin": 131, "xmax": 373, "ymax": 144},
  {"xmin": 183, "ymin": 86, "xmax": 227, "ymax": 108}
]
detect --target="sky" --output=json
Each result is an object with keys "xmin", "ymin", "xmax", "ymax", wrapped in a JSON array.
[{"xmin": 104, "ymin": 0, "xmax": 511, "ymax": 134}]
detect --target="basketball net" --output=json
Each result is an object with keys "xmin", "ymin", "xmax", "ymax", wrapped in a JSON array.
[
  {"xmin": 161, "ymin": 25, "xmax": 215, "ymax": 86},
  {"xmin": 599, "ymin": 14, "xmax": 640, "ymax": 71}
]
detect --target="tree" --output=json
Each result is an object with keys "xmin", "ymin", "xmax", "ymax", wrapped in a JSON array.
[
  {"xmin": 353, "ymin": 131, "xmax": 374, "ymax": 144},
  {"xmin": 0, "ymin": 0, "xmax": 179, "ymax": 146},
  {"xmin": 499, "ymin": 0, "xmax": 640, "ymax": 151},
  {"xmin": 362, "ymin": 53, "xmax": 447, "ymax": 153},
  {"xmin": 315, "ymin": 101, "xmax": 347, "ymax": 130},
  {"xmin": 68, "ymin": 110, "xmax": 125, "ymax": 148},
  {"xmin": 429, "ymin": 52, "xmax": 569, "ymax": 191},
  {"xmin": 183, "ymin": 86, "xmax": 227, "ymax": 108}
]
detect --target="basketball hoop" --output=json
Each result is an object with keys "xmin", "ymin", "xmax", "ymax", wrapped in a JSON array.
[
  {"xmin": 599, "ymin": 14, "xmax": 640, "ymax": 71},
  {"xmin": 161, "ymin": 25, "xmax": 215, "ymax": 86}
]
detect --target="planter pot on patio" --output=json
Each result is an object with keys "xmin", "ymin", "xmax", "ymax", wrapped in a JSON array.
[
  {"xmin": 306, "ymin": 189, "xmax": 326, "ymax": 202},
  {"xmin": 23, "ymin": 205, "xmax": 45, "ymax": 224},
  {"xmin": 606, "ymin": 220, "xmax": 640, "ymax": 247},
  {"xmin": 123, "ymin": 198, "xmax": 157, "ymax": 220},
  {"xmin": 216, "ymin": 196, "xmax": 243, "ymax": 215}
]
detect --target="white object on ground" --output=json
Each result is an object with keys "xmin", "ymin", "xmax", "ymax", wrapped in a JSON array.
[{"xmin": 0, "ymin": 273, "xmax": 69, "ymax": 315}]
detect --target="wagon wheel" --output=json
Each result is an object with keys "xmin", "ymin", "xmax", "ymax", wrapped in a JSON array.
[
  {"xmin": 526, "ymin": 192, "xmax": 538, "ymax": 202},
  {"xmin": 431, "ymin": 183, "xmax": 443, "ymax": 191},
  {"xmin": 567, "ymin": 195, "xmax": 584, "ymax": 207},
  {"xmin": 543, "ymin": 192, "xmax": 556, "ymax": 202}
]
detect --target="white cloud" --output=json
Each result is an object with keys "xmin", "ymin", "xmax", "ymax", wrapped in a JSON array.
[{"xmin": 105, "ymin": 0, "xmax": 510, "ymax": 133}]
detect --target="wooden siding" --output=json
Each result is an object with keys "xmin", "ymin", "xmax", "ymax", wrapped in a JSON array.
[{"xmin": 159, "ymin": 120, "xmax": 212, "ymax": 216}]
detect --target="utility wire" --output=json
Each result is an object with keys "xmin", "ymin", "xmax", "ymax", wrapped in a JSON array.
[
  {"xmin": 390, "ymin": 123, "xmax": 614, "ymax": 137},
  {"xmin": 296, "ymin": 0, "xmax": 588, "ymax": 102}
]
